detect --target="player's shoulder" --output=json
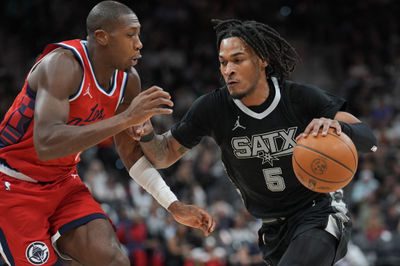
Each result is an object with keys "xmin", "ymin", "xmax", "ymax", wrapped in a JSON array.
[
  {"xmin": 28, "ymin": 48, "xmax": 83, "ymax": 93},
  {"xmin": 43, "ymin": 48, "xmax": 81, "ymax": 68},
  {"xmin": 202, "ymin": 85, "xmax": 229, "ymax": 102},
  {"xmin": 127, "ymin": 66, "xmax": 140, "ymax": 80},
  {"xmin": 280, "ymin": 79, "xmax": 325, "ymax": 102},
  {"xmin": 281, "ymin": 79, "xmax": 321, "ymax": 93},
  {"xmin": 185, "ymin": 86, "xmax": 227, "ymax": 114},
  {"xmin": 202, "ymin": 86, "xmax": 229, "ymax": 106},
  {"xmin": 38, "ymin": 48, "xmax": 83, "ymax": 79},
  {"xmin": 126, "ymin": 67, "xmax": 140, "ymax": 89}
]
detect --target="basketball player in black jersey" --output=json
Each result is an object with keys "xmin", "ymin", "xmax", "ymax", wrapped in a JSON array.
[{"xmin": 136, "ymin": 19, "xmax": 377, "ymax": 266}]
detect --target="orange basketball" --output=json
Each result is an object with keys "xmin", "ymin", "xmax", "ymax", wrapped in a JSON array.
[{"xmin": 292, "ymin": 128, "xmax": 358, "ymax": 193}]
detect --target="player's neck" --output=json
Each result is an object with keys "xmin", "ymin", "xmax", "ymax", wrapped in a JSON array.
[
  {"xmin": 86, "ymin": 42, "xmax": 115, "ymax": 88},
  {"xmin": 241, "ymin": 80, "xmax": 270, "ymax": 107}
]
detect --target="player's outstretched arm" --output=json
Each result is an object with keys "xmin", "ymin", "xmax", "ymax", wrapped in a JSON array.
[
  {"xmin": 114, "ymin": 76, "xmax": 215, "ymax": 237},
  {"xmin": 30, "ymin": 51, "xmax": 173, "ymax": 161},
  {"xmin": 138, "ymin": 125, "xmax": 189, "ymax": 169},
  {"xmin": 115, "ymin": 126, "xmax": 216, "ymax": 236}
]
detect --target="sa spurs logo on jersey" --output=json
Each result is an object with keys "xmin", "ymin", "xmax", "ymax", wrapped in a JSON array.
[
  {"xmin": 231, "ymin": 127, "xmax": 297, "ymax": 166},
  {"xmin": 25, "ymin": 241, "xmax": 50, "ymax": 265}
]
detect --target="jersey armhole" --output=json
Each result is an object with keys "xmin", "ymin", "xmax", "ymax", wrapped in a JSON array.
[{"xmin": 54, "ymin": 43, "xmax": 85, "ymax": 101}]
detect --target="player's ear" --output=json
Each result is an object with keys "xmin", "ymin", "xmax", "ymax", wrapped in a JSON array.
[
  {"xmin": 261, "ymin": 60, "xmax": 268, "ymax": 68},
  {"xmin": 259, "ymin": 59, "xmax": 268, "ymax": 72},
  {"xmin": 94, "ymin": 29, "xmax": 109, "ymax": 46}
]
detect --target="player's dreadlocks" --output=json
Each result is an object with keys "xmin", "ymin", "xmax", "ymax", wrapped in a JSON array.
[{"xmin": 212, "ymin": 19, "xmax": 300, "ymax": 81}]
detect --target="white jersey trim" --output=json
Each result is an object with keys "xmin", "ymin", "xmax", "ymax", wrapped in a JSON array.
[
  {"xmin": 115, "ymin": 73, "xmax": 128, "ymax": 111},
  {"xmin": 0, "ymin": 164, "xmax": 37, "ymax": 183},
  {"xmin": 81, "ymin": 41, "xmax": 118, "ymax": 96},
  {"xmin": 26, "ymin": 43, "xmax": 86, "ymax": 103},
  {"xmin": 46, "ymin": 43, "xmax": 85, "ymax": 102},
  {"xmin": 53, "ymin": 42, "xmax": 86, "ymax": 102},
  {"xmin": 51, "ymin": 231, "xmax": 72, "ymax": 261},
  {"xmin": 0, "ymin": 242, "xmax": 11, "ymax": 266},
  {"xmin": 233, "ymin": 76, "xmax": 281, "ymax": 120},
  {"xmin": 325, "ymin": 215, "xmax": 340, "ymax": 239}
]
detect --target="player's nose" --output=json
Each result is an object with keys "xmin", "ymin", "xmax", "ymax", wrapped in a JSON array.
[
  {"xmin": 134, "ymin": 38, "xmax": 143, "ymax": 51},
  {"xmin": 224, "ymin": 62, "xmax": 235, "ymax": 76}
]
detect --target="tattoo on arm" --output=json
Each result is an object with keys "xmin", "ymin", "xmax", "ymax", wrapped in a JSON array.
[
  {"xmin": 142, "ymin": 131, "xmax": 187, "ymax": 164},
  {"xmin": 177, "ymin": 145, "xmax": 186, "ymax": 155},
  {"xmin": 142, "ymin": 131, "xmax": 172, "ymax": 162},
  {"xmin": 154, "ymin": 132, "xmax": 170, "ymax": 162}
]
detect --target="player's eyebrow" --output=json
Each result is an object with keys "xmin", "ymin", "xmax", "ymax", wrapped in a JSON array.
[{"xmin": 219, "ymin": 52, "xmax": 245, "ymax": 58}]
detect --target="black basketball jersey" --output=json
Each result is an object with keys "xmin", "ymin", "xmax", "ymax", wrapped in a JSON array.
[{"xmin": 171, "ymin": 77, "xmax": 346, "ymax": 218}]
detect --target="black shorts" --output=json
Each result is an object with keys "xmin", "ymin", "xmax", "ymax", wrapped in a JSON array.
[{"xmin": 257, "ymin": 194, "xmax": 351, "ymax": 265}]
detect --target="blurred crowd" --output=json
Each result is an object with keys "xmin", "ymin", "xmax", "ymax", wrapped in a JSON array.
[{"xmin": 1, "ymin": 0, "xmax": 400, "ymax": 265}]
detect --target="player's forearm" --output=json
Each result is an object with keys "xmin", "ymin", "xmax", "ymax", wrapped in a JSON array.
[
  {"xmin": 114, "ymin": 130, "xmax": 143, "ymax": 171},
  {"xmin": 34, "ymin": 114, "xmax": 130, "ymax": 161},
  {"xmin": 339, "ymin": 122, "xmax": 378, "ymax": 153},
  {"xmin": 140, "ymin": 131, "xmax": 181, "ymax": 169},
  {"xmin": 334, "ymin": 111, "xmax": 378, "ymax": 153}
]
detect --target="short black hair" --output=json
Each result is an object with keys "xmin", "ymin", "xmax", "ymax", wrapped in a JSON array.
[
  {"xmin": 213, "ymin": 19, "xmax": 300, "ymax": 81},
  {"xmin": 86, "ymin": 1, "xmax": 135, "ymax": 35}
]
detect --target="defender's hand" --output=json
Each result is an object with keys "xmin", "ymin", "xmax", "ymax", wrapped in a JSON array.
[
  {"xmin": 123, "ymin": 86, "xmax": 173, "ymax": 126},
  {"xmin": 297, "ymin": 117, "xmax": 341, "ymax": 141},
  {"xmin": 127, "ymin": 120, "xmax": 153, "ymax": 141},
  {"xmin": 168, "ymin": 201, "xmax": 216, "ymax": 237}
]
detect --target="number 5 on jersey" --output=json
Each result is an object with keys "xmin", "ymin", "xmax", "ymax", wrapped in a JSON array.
[{"xmin": 263, "ymin": 167, "xmax": 286, "ymax": 192}]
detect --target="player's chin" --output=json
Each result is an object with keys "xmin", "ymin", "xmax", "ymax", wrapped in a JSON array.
[
  {"xmin": 114, "ymin": 64, "xmax": 131, "ymax": 73},
  {"xmin": 121, "ymin": 62, "xmax": 136, "ymax": 72},
  {"xmin": 227, "ymin": 84, "xmax": 248, "ymax": 99},
  {"xmin": 230, "ymin": 90, "xmax": 247, "ymax": 100},
  {"xmin": 123, "ymin": 65, "xmax": 135, "ymax": 72}
]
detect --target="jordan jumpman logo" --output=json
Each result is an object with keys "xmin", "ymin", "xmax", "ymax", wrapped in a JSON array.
[
  {"xmin": 83, "ymin": 84, "xmax": 93, "ymax": 99},
  {"xmin": 232, "ymin": 116, "xmax": 246, "ymax": 131}
]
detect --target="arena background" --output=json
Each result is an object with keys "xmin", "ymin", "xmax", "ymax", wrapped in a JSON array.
[{"xmin": 1, "ymin": 0, "xmax": 400, "ymax": 265}]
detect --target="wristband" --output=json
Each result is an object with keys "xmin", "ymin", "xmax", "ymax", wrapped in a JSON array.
[
  {"xmin": 129, "ymin": 156, "xmax": 178, "ymax": 209},
  {"xmin": 338, "ymin": 121, "xmax": 378, "ymax": 153},
  {"xmin": 140, "ymin": 131, "xmax": 155, "ymax": 142}
]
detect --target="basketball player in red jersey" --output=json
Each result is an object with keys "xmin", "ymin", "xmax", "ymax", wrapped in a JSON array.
[{"xmin": 0, "ymin": 1, "xmax": 215, "ymax": 265}]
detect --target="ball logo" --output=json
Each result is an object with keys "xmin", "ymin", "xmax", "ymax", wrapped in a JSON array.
[
  {"xmin": 308, "ymin": 179, "xmax": 316, "ymax": 190},
  {"xmin": 311, "ymin": 158, "xmax": 327, "ymax": 175},
  {"xmin": 26, "ymin": 241, "xmax": 49, "ymax": 265}
]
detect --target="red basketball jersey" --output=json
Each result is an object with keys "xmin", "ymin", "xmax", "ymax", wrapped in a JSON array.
[{"xmin": 0, "ymin": 39, "xmax": 127, "ymax": 182}]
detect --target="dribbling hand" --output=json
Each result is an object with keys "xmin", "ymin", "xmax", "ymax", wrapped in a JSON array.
[
  {"xmin": 297, "ymin": 117, "xmax": 341, "ymax": 141},
  {"xmin": 126, "ymin": 120, "xmax": 153, "ymax": 141}
]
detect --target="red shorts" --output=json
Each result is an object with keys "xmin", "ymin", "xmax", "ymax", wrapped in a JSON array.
[{"xmin": 0, "ymin": 171, "xmax": 107, "ymax": 265}]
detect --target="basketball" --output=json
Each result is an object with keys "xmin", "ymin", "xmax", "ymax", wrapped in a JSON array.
[{"xmin": 292, "ymin": 128, "xmax": 358, "ymax": 193}]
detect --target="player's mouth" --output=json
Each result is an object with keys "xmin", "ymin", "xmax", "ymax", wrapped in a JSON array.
[
  {"xmin": 227, "ymin": 80, "xmax": 239, "ymax": 89},
  {"xmin": 131, "ymin": 55, "xmax": 142, "ymax": 66}
]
